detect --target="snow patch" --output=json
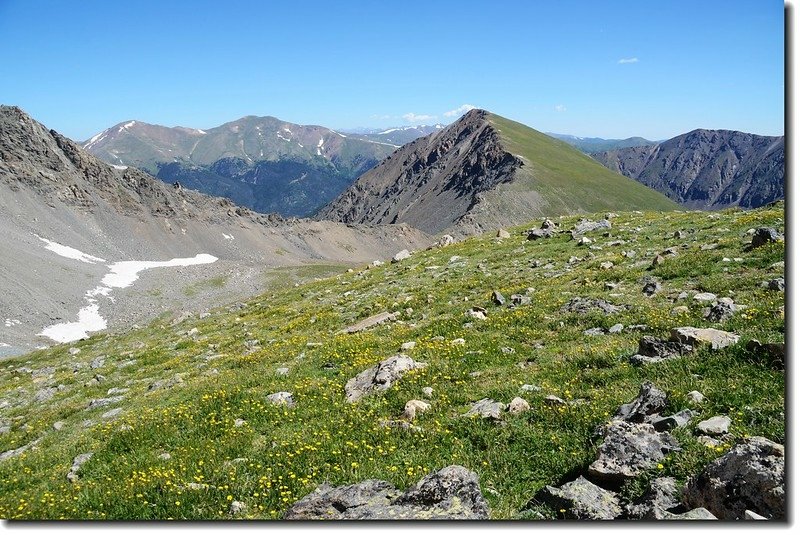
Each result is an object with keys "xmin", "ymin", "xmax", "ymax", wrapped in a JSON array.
[
  {"xmin": 84, "ymin": 130, "xmax": 109, "ymax": 150},
  {"xmin": 317, "ymin": 137, "xmax": 324, "ymax": 156},
  {"xmin": 4, "ymin": 319, "xmax": 21, "ymax": 327},
  {"xmin": 331, "ymin": 130, "xmax": 347, "ymax": 138},
  {"xmin": 35, "ymin": 235, "xmax": 106, "ymax": 264},
  {"xmin": 223, "ymin": 233, "xmax": 235, "ymax": 241},
  {"xmin": 277, "ymin": 133, "xmax": 291, "ymax": 142},
  {"xmin": 196, "ymin": 129, "xmax": 207, "ymax": 134},
  {"xmin": 38, "ymin": 254, "xmax": 219, "ymax": 344},
  {"xmin": 111, "ymin": 164, "xmax": 128, "ymax": 170}
]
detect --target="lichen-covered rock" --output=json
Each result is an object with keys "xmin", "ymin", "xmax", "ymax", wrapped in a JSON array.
[
  {"xmin": 284, "ymin": 465, "xmax": 489, "ymax": 520},
  {"xmin": 613, "ymin": 382, "xmax": 668, "ymax": 423},
  {"xmin": 345, "ymin": 355, "xmax": 427, "ymax": 403},
  {"xmin": 266, "ymin": 391, "xmax": 295, "ymax": 407},
  {"xmin": 462, "ymin": 398, "xmax": 506, "ymax": 420},
  {"xmin": 626, "ymin": 477, "xmax": 680, "ymax": 519},
  {"xmin": 507, "ymin": 397, "xmax": 531, "ymax": 415},
  {"xmin": 588, "ymin": 422, "xmax": 680, "ymax": 484},
  {"xmin": 537, "ymin": 476, "xmax": 622, "ymax": 520},
  {"xmin": 403, "ymin": 400, "xmax": 431, "ymax": 420},
  {"xmin": 630, "ymin": 336, "xmax": 694, "ymax": 365},
  {"xmin": 670, "ymin": 327, "xmax": 740, "ymax": 350},
  {"xmin": 696, "ymin": 415, "xmax": 731, "ymax": 436},
  {"xmin": 683, "ymin": 437, "xmax": 784, "ymax": 520},
  {"xmin": 67, "ymin": 452, "xmax": 93, "ymax": 483},
  {"xmin": 571, "ymin": 218, "xmax": 612, "ymax": 237},
  {"xmin": 652, "ymin": 409, "xmax": 694, "ymax": 432}
]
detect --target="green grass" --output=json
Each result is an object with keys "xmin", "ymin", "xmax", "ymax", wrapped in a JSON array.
[
  {"xmin": 0, "ymin": 203, "xmax": 784, "ymax": 519},
  {"xmin": 487, "ymin": 113, "xmax": 679, "ymax": 214},
  {"xmin": 183, "ymin": 276, "xmax": 229, "ymax": 297}
]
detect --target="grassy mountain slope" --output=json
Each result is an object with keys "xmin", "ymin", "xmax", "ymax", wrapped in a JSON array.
[
  {"xmin": 546, "ymin": 133, "xmax": 655, "ymax": 154},
  {"xmin": 0, "ymin": 203, "xmax": 784, "ymax": 519},
  {"xmin": 319, "ymin": 110, "xmax": 679, "ymax": 236}
]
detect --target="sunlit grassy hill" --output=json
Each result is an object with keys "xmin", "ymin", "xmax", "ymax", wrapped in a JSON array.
[{"xmin": 0, "ymin": 203, "xmax": 784, "ymax": 519}]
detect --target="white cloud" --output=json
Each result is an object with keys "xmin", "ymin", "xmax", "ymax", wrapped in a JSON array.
[
  {"xmin": 554, "ymin": 104, "xmax": 567, "ymax": 113},
  {"xmin": 443, "ymin": 104, "xmax": 477, "ymax": 118},
  {"xmin": 402, "ymin": 112, "xmax": 437, "ymax": 124},
  {"xmin": 618, "ymin": 57, "xmax": 639, "ymax": 64}
]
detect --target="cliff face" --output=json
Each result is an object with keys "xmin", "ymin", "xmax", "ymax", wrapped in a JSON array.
[{"xmin": 592, "ymin": 129, "xmax": 785, "ymax": 209}]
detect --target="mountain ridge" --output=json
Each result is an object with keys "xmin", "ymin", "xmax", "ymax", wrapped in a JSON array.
[{"xmin": 591, "ymin": 128, "xmax": 785, "ymax": 209}]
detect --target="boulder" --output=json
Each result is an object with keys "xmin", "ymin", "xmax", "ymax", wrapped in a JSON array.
[
  {"xmin": 284, "ymin": 465, "xmax": 489, "ymax": 519},
  {"xmin": 462, "ymin": 398, "xmax": 506, "ymax": 420},
  {"xmin": 67, "ymin": 452, "xmax": 93, "ymax": 483},
  {"xmin": 763, "ymin": 278, "xmax": 785, "ymax": 291},
  {"xmin": 536, "ymin": 476, "xmax": 622, "ymax": 520},
  {"xmin": 527, "ymin": 228, "xmax": 553, "ymax": 240},
  {"xmin": 693, "ymin": 292, "xmax": 717, "ymax": 302},
  {"xmin": 642, "ymin": 280, "xmax": 662, "ymax": 296},
  {"xmin": 613, "ymin": 382, "xmax": 667, "ymax": 424},
  {"xmin": 403, "ymin": 400, "xmax": 431, "ymax": 421},
  {"xmin": 392, "ymin": 249, "xmax": 412, "ymax": 263},
  {"xmin": 266, "ymin": 391, "xmax": 295, "ymax": 407},
  {"xmin": 588, "ymin": 422, "xmax": 680, "ymax": 484},
  {"xmin": 687, "ymin": 390, "xmax": 705, "ymax": 404},
  {"xmin": 670, "ymin": 327, "xmax": 740, "ymax": 350},
  {"xmin": 626, "ymin": 477, "xmax": 680, "ymax": 519},
  {"xmin": 507, "ymin": 397, "xmax": 531, "ymax": 415},
  {"xmin": 696, "ymin": 415, "xmax": 731, "ymax": 436},
  {"xmin": 561, "ymin": 297, "xmax": 624, "ymax": 315},
  {"xmin": 630, "ymin": 336, "xmax": 693, "ymax": 365},
  {"xmin": 491, "ymin": 291, "xmax": 506, "ymax": 306},
  {"xmin": 652, "ymin": 409, "xmax": 694, "ymax": 432},
  {"xmin": 683, "ymin": 437, "xmax": 784, "ymax": 519},
  {"xmin": 345, "ymin": 355, "xmax": 427, "ymax": 403},
  {"xmin": 571, "ymin": 219, "xmax": 612, "ymax": 237},
  {"xmin": 340, "ymin": 311, "xmax": 399, "ymax": 334},
  {"xmin": 751, "ymin": 227, "xmax": 782, "ymax": 248},
  {"xmin": 496, "ymin": 229, "xmax": 511, "ymax": 239},
  {"xmin": 436, "ymin": 235, "xmax": 455, "ymax": 248},
  {"xmin": 660, "ymin": 507, "xmax": 717, "ymax": 520}
]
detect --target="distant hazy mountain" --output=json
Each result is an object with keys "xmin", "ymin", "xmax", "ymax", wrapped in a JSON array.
[
  {"xmin": 319, "ymin": 109, "xmax": 678, "ymax": 235},
  {"xmin": 592, "ymin": 129, "xmax": 785, "ymax": 209},
  {"xmin": 82, "ymin": 116, "xmax": 406, "ymax": 217},
  {"xmin": 547, "ymin": 133, "xmax": 655, "ymax": 153},
  {"xmin": 343, "ymin": 125, "xmax": 446, "ymax": 147}
]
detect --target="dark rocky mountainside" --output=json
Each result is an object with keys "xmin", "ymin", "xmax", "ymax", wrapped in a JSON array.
[
  {"xmin": 318, "ymin": 109, "xmax": 678, "ymax": 235},
  {"xmin": 81, "ymin": 116, "xmax": 403, "ymax": 217},
  {"xmin": 0, "ymin": 105, "xmax": 429, "ymax": 354},
  {"xmin": 592, "ymin": 129, "xmax": 784, "ymax": 209}
]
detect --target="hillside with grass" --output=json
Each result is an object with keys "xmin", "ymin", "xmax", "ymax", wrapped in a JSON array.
[
  {"xmin": 319, "ymin": 109, "xmax": 679, "ymax": 235},
  {"xmin": 0, "ymin": 203, "xmax": 784, "ymax": 520}
]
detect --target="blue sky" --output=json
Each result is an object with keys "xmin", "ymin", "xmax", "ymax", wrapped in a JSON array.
[{"xmin": 0, "ymin": 0, "xmax": 785, "ymax": 141}]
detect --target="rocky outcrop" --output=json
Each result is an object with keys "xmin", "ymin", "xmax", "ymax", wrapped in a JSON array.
[
  {"xmin": 284, "ymin": 465, "xmax": 489, "ymax": 519},
  {"xmin": 344, "ymin": 355, "xmax": 427, "ymax": 403},
  {"xmin": 588, "ymin": 421, "xmax": 680, "ymax": 484},
  {"xmin": 592, "ymin": 129, "xmax": 785, "ymax": 209},
  {"xmin": 683, "ymin": 437, "xmax": 784, "ymax": 519},
  {"xmin": 536, "ymin": 476, "xmax": 622, "ymax": 520}
]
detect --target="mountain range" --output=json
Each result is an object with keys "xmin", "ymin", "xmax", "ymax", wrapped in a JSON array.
[
  {"xmin": 81, "ymin": 116, "xmax": 403, "ymax": 217},
  {"xmin": 0, "ymin": 105, "xmax": 428, "ymax": 355},
  {"xmin": 546, "ymin": 133, "xmax": 655, "ymax": 153},
  {"xmin": 592, "ymin": 129, "xmax": 785, "ymax": 209},
  {"xmin": 318, "ymin": 109, "xmax": 679, "ymax": 235}
]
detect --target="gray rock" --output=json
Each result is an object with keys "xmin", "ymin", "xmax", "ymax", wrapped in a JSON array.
[
  {"xmin": 642, "ymin": 280, "xmax": 662, "ymax": 296},
  {"xmin": 704, "ymin": 300, "xmax": 742, "ymax": 322},
  {"xmin": 683, "ymin": 437, "xmax": 784, "ymax": 520},
  {"xmin": 613, "ymin": 382, "xmax": 668, "ymax": 423},
  {"xmin": 544, "ymin": 395, "xmax": 567, "ymax": 406},
  {"xmin": 101, "ymin": 408, "xmax": 122, "ymax": 420},
  {"xmin": 507, "ymin": 397, "xmax": 530, "ymax": 415},
  {"xmin": 763, "ymin": 278, "xmax": 785, "ymax": 291},
  {"xmin": 496, "ymin": 229, "xmax": 511, "ymax": 239},
  {"xmin": 583, "ymin": 327, "xmax": 606, "ymax": 336},
  {"xmin": 52, "ymin": 421, "xmax": 64, "ymax": 431},
  {"xmin": 86, "ymin": 396, "xmax": 124, "ymax": 410},
  {"xmin": 744, "ymin": 510, "xmax": 768, "ymax": 520},
  {"xmin": 466, "ymin": 306, "xmax": 487, "ymax": 320},
  {"xmin": 158, "ymin": 453, "xmax": 172, "ymax": 460},
  {"xmin": 463, "ymin": 398, "xmax": 506, "ymax": 420},
  {"xmin": 671, "ymin": 305, "xmax": 690, "ymax": 316},
  {"xmin": 520, "ymin": 384, "xmax": 541, "ymax": 392},
  {"xmin": 34, "ymin": 387, "xmax": 58, "ymax": 403},
  {"xmin": 491, "ymin": 290, "xmax": 506, "ymax": 306},
  {"xmin": 148, "ymin": 374, "xmax": 185, "ymax": 391},
  {"xmin": 284, "ymin": 465, "xmax": 489, "ymax": 519},
  {"xmin": 599, "ymin": 261, "xmax": 614, "ymax": 269},
  {"xmin": 561, "ymin": 297, "xmax": 625, "ymax": 315},
  {"xmin": 661, "ymin": 507, "xmax": 717, "ymax": 520},
  {"xmin": 608, "ymin": 323, "xmax": 624, "ymax": 334},
  {"xmin": 403, "ymin": 400, "xmax": 430, "ymax": 420},
  {"xmin": 670, "ymin": 327, "xmax": 740, "ymax": 350},
  {"xmin": 578, "ymin": 236, "xmax": 592, "ymax": 246},
  {"xmin": 537, "ymin": 476, "xmax": 622, "ymax": 520},
  {"xmin": 67, "ymin": 452, "xmax": 93, "ymax": 483},
  {"xmin": 345, "ymin": 355, "xmax": 427, "ymax": 403},
  {"xmin": 106, "ymin": 387, "xmax": 129, "ymax": 395},
  {"xmin": 687, "ymin": 390, "xmax": 705, "ymax": 404},
  {"xmin": 234, "ymin": 419, "xmax": 246, "ymax": 427},
  {"xmin": 340, "ymin": 311, "xmax": 399, "ymax": 334},
  {"xmin": 751, "ymin": 227, "xmax": 782, "ymax": 248},
  {"xmin": 652, "ymin": 409, "xmax": 695, "ymax": 432},
  {"xmin": 436, "ymin": 235, "xmax": 455, "ymax": 247},
  {"xmin": 266, "ymin": 391, "xmax": 295, "ymax": 407},
  {"xmin": 696, "ymin": 415, "xmax": 731, "ymax": 436},
  {"xmin": 652, "ymin": 254, "xmax": 665, "ymax": 266},
  {"xmin": 510, "ymin": 294, "xmax": 531, "ymax": 306},
  {"xmin": 0, "ymin": 439, "xmax": 41, "ymax": 462},
  {"xmin": 588, "ymin": 422, "xmax": 680, "ymax": 484},
  {"xmin": 392, "ymin": 249, "xmax": 412, "ymax": 263},
  {"xmin": 630, "ymin": 336, "xmax": 693, "ymax": 365},
  {"xmin": 693, "ymin": 292, "xmax": 717, "ymax": 302},
  {"xmin": 527, "ymin": 228, "xmax": 554, "ymax": 240},
  {"xmin": 626, "ymin": 477, "xmax": 680, "ymax": 519},
  {"xmin": 90, "ymin": 357, "xmax": 105, "ymax": 369},
  {"xmin": 276, "ymin": 367, "xmax": 289, "ymax": 376},
  {"xmin": 229, "ymin": 500, "xmax": 247, "ymax": 515},
  {"xmin": 572, "ymin": 218, "xmax": 612, "ymax": 237},
  {"xmin": 421, "ymin": 387, "xmax": 434, "ymax": 398}
]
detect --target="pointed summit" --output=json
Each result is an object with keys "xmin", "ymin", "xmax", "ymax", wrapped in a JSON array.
[{"xmin": 318, "ymin": 111, "xmax": 678, "ymax": 235}]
